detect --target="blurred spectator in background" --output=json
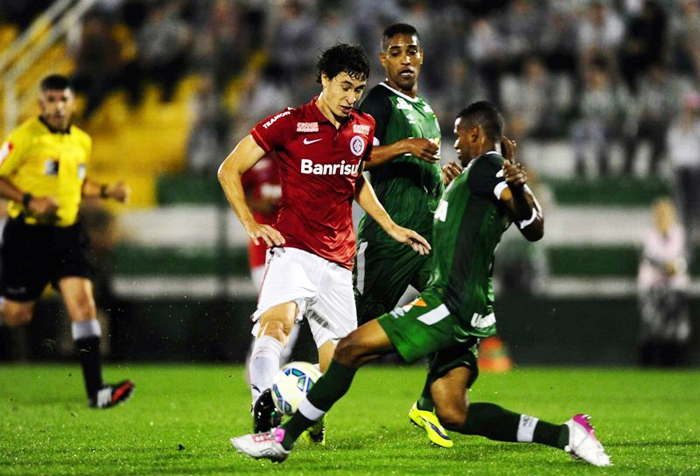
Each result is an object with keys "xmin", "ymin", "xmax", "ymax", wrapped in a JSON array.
[
  {"xmin": 670, "ymin": 0, "xmax": 700, "ymax": 84},
  {"xmin": 623, "ymin": 62, "xmax": 684, "ymax": 176},
  {"xmin": 637, "ymin": 197, "xmax": 692, "ymax": 367},
  {"xmin": 572, "ymin": 58, "xmax": 628, "ymax": 176},
  {"xmin": 539, "ymin": 6, "xmax": 578, "ymax": 76},
  {"xmin": 435, "ymin": 58, "xmax": 487, "ymax": 134},
  {"xmin": 317, "ymin": 7, "xmax": 354, "ymax": 50},
  {"xmin": 267, "ymin": 0, "xmax": 316, "ymax": 81},
  {"xmin": 667, "ymin": 91, "xmax": 700, "ymax": 246},
  {"xmin": 501, "ymin": 55, "xmax": 565, "ymax": 141},
  {"xmin": 232, "ymin": 63, "xmax": 291, "ymax": 140},
  {"xmin": 467, "ymin": 16, "xmax": 505, "ymax": 105},
  {"xmin": 196, "ymin": 0, "xmax": 252, "ymax": 90},
  {"xmin": 71, "ymin": 10, "xmax": 137, "ymax": 119},
  {"xmin": 576, "ymin": 1, "xmax": 623, "ymax": 82},
  {"xmin": 500, "ymin": 0, "xmax": 542, "ymax": 69},
  {"xmin": 618, "ymin": 0, "xmax": 667, "ymax": 94},
  {"xmin": 186, "ymin": 72, "xmax": 231, "ymax": 176},
  {"xmin": 129, "ymin": 2, "xmax": 192, "ymax": 104}
]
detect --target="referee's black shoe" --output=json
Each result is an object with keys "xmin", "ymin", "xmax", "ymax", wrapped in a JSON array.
[
  {"xmin": 89, "ymin": 380, "xmax": 135, "ymax": 409},
  {"xmin": 252, "ymin": 388, "xmax": 282, "ymax": 433}
]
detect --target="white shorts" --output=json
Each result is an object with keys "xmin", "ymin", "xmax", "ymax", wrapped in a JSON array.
[{"xmin": 251, "ymin": 247, "xmax": 357, "ymax": 348}]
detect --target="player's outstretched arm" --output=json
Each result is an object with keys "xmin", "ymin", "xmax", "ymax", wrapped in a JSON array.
[
  {"xmin": 355, "ymin": 174, "xmax": 431, "ymax": 255},
  {"xmin": 218, "ymin": 135, "xmax": 285, "ymax": 247}
]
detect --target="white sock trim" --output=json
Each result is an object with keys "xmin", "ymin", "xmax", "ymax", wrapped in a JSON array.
[
  {"xmin": 298, "ymin": 397, "xmax": 325, "ymax": 422},
  {"xmin": 517, "ymin": 414, "xmax": 539, "ymax": 443},
  {"xmin": 71, "ymin": 319, "xmax": 101, "ymax": 340}
]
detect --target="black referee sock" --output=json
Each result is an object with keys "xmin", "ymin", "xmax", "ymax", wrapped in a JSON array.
[
  {"xmin": 460, "ymin": 402, "xmax": 568, "ymax": 449},
  {"xmin": 75, "ymin": 336, "xmax": 103, "ymax": 399}
]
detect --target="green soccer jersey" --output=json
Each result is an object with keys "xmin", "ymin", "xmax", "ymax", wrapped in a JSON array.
[
  {"xmin": 357, "ymin": 82, "xmax": 443, "ymax": 244},
  {"xmin": 428, "ymin": 151, "xmax": 511, "ymax": 326}
]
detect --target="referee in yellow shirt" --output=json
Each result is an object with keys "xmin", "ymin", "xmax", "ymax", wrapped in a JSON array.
[{"xmin": 0, "ymin": 74, "xmax": 134, "ymax": 408}]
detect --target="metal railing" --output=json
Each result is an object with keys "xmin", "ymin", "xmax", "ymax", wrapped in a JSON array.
[{"xmin": 2, "ymin": 0, "xmax": 97, "ymax": 136}]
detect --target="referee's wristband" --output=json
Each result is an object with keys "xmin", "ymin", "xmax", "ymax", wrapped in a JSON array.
[{"xmin": 21, "ymin": 193, "xmax": 33, "ymax": 208}]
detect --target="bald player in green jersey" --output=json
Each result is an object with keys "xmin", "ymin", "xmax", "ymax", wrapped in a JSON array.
[
  {"xmin": 353, "ymin": 23, "xmax": 462, "ymax": 448},
  {"xmin": 231, "ymin": 101, "xmax": 611, "ymax": 467}
]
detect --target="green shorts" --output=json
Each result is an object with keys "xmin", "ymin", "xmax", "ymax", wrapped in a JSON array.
[
  {"xmin": 354, "ymin": 239, "xmax": 433, "ymax": 324},
  {"xmin": 377, "ymin": 289, "xmax": 496, "ymax": 388}
]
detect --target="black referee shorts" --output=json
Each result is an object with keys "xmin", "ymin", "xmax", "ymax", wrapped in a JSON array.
[{"xmin": 0, "ymin": 218, "xmax": 95, "ymax": 301}]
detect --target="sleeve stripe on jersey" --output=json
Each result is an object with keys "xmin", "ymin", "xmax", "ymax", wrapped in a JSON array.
[
  {"xmin": 494, "ymin": 181, "xmax": 508, "ymax": 200},
  {"xmin": 250, "ymin": 128, "xmax": 272, "ymax": 153}
]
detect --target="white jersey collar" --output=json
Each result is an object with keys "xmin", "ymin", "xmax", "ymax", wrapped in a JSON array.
[{"xmin": 379, "ymin": 82, "xmax": 421, "ymax": 103}]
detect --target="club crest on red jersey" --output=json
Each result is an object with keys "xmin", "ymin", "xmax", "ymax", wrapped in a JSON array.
[{"xmin": 349, "ymin": 136, "xmax": 366, "ymax": 156}]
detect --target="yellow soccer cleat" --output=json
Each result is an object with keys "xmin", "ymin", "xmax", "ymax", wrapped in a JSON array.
[
  {"xmin": 408, "ymin": 402, "xmax": 453, "ymax": 448},
  {"xmin": 300, "ymin": 414, "xmax": 326, "ymax": 445}
]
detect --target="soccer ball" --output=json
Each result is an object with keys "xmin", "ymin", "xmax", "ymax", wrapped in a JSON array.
[{"xmin": 271, "ymin": 361, "xmax": 321, "ymax": 415}]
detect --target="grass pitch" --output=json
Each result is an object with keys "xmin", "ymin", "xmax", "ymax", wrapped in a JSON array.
[{"xmin": 1, "ymin": 364, "xmax": 698, "ymax": 475}]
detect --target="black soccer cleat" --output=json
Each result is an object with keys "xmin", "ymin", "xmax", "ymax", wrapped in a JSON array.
[
  {"xmin": 89, "ymin": 380, "xmax": 135, "ymax": 409},
  {"xmin": 252, "ymin": 388, "xmax": 282, "ymax": 433}
]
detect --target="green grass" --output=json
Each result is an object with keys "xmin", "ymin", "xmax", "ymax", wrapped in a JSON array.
[{"xmin": 1, "ymin": 365, "xmax": 699, "ymax": 475}]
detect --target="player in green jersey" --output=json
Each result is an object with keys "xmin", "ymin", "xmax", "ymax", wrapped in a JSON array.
[
  {"xmin": 231, "ymin": 101, "xmax": 612, "ymax": 467},
  {"xmin": 354, "ymin": 23, "xmax": 462, "ymax": 448}
]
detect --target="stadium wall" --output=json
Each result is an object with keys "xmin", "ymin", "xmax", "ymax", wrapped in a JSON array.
[{"xmin": 3, "ymin": 296, "xmax": 698, "ymax": 366}]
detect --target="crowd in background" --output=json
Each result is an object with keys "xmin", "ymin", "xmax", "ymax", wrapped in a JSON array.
[{"xmin": 1, "ymin": 0, "xmax": 700, "ymax": 232}]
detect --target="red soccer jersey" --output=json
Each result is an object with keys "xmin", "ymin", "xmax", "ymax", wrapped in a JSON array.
[
  {"xmin": 250, "ymin": 98, "xmax": 375, "ymax": 269},
  {"xmin": 241, "ymin": 155, "xmax": 281, "ymax": 269}
]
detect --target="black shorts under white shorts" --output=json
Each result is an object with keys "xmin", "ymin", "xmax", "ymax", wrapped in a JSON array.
[{"xmin": 0, "ymin": 218, "xmax": 94, "ymax": 301}]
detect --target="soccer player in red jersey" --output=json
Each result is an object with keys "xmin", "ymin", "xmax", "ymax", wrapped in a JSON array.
[{"xmin": 218, "ymin": 44, "xmax": 430, "ymax": 435}]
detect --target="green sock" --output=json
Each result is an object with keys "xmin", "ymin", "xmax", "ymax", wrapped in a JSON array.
[
  {"xmin": 461, "ymin": 402, "xmax": 521, "ymax": 442},
  {"xmin": 281, "ymin": 359, "xmax": 357, "ymax": 449},
  {"xmin": 416, "ymin": 375, "xmax": 434, "ymax": 411},
  {"xmin": 460, "ymin": 402, "xmax": 567, "ymax": 449},
  {"xmin": 535, "ymin": 421, "xmax": 569, "ymax": 449}
]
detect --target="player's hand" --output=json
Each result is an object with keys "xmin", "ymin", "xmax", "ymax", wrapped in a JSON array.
[
  {"xmin": 442, "ymin": 161, "xmax": 462, "ymax": 185},
  {"xmin": 387, "ymin": 225, "xmax": 431, "ymax": 255},
  {"xmin": 501, "ymin": 136, "xmax": 517, "ymax": 163},
  {"xmin": 503, "ymin": 160, "xmax": 528, "ymax": 189},
  {"xmin": 106, "ymin": 180, "xmax": 130, "ymax": 203},
  {"xmin": 404, "ymin": 138, "xmax": 439, "ymax": 163},
  {"xmin": 246, "ymin": 222, "xmax": 285, "ymax": 247},
  {"xmin": 28, "ymin": 196, "xmax": 59, "ymax": 216}
]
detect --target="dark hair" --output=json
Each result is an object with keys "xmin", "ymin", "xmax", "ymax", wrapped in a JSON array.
[
  {"xmin": 457, "ymin": 101, "xmax": 504, "ymax": 142},
  {"xmin": 381, "ymin": 23, "xmax": 420, "ymax": 51},
  {"xmin": 316, "ymin": 43, "xmax": 370, "ymax": 84},
  {"xmin": 40, "ymin": 74, "xmax": 72, "ymax": 92}
]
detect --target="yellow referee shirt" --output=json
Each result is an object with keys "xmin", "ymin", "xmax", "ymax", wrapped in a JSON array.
[{"xmin": 0, "ymin": 117, "xmax": 91, "ymax": 227}]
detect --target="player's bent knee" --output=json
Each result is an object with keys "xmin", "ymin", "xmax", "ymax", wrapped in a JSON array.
[
  {"xmin": 333, "ymin": 334, "xmax": 365, "ymax": 368},
  {"xmin": 435, "ymin": 404, "xmax": 467, "ymax": 431},
  {"xmin": 258, "ymin": 318, "xmax": 291, "ymax": 343}
]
